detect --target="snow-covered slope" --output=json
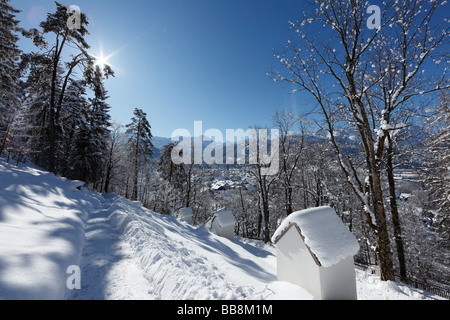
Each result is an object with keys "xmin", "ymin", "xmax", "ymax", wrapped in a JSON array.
[
  {"xmin": 0, "ymin": 160, "xmax": 443, "ymax": 300},
  {"xmin": 0, "ymin": 161, "xmax": 101, "ymax": 299},
  {"xmin": 84, "ymin": 194, "xmax": 309, "ymax": 300}
]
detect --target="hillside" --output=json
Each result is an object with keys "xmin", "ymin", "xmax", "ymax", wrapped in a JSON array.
[{"xmin": 0, "ymin": 160, "xmax": 444, "ymax": 301}]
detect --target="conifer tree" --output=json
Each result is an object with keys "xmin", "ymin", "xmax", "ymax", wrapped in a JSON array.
[
  {"xmin": 71, "ymin": 116, "xmax": 95, "ymax": 183},
  {"xmin": 85, "ymin": 65, "xmax": 113, "ymax": 185},
  {"xmin": 158, "ymin": 142, "xmax": 186, "ymax": 191},
  {"xmin": 126, "ymin": 108, "xmax": 154, "ymax": 201},
  {"xmin": 0, "ymin": 0, "xmax": 22, "ymax": 156},
  {"xmin": 67, "ymin": 66, "xmax": 113, "ymax": 185},
  {"xmin": 89, "ymin": 66, "xmax": 112, "ymax": 147},
  {"xmin": 60, "ymin": 79, "xmax": 88, "ymax": 177},
  {"xmin": 21, "ymin": 53, "xmax": 54, "ymax": 167},
  {"xmin": 39, "ymin": 1, "xmax": 91, "ymax": 173}
]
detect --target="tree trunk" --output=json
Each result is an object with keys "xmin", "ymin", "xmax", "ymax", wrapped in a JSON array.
[
  {"xmin": 132, "ymin": 121, "xmax": 141, "ymax": 201},
  {"xmin": 104, "ymin": 163, "xmax": 112, "ymax": 194},
  {"xmin": 185, "ymin": 175, "xmax": 191, "ymax": 208},
  {"xmin": 133, "ymin": 161, "xmax": 138, "ymax": 201},
  {"xmin": 256, "ymin": 196, "xmax": 262, "ymax": 240},
  {"xmin": 125, "ymin": 176, "xmax": 129, "ymax": 199},
  {"xmin": 0, "ymin": 121, "xmax": 11, "ymax": 156},
  {"xmin": 284, "ymin": 182, "xmax": 294, "ymax": 216},
  {"xmin": 387, "ymin": 134, "xmax": 408, "ymax": 282},
  {"xmin": 48, "ymin": 76, "xmax": 57, "ymax": 174},
  {"xmin": 263, "ymin": 200, "xmax": 271, "ymax": 243},
  {"xmin": 239, "ymin": 188, "xmax": 248, "ymax": 238},
  {"xmin": 372, "ymin": 172, "xmax": 396, "ymax": 281},
  {"xmin": 48, "ymin": 35, "xmax": 65, "ymax": 174}
]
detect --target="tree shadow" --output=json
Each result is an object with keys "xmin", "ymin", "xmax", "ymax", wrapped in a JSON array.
[
  {"xmin": 1, "ymin": 160, "xmax": 276, "ymax": 299},
  {"xmin": 0, "ymin": 161, "xmax": 114, "ymax": 300},
  {"xmin": 157, "ymin": 214, "xmax": 276, "ymax": 283},
  {"xmin": 66, "ymin": 207, "xmax": 126, "ymax": 300}
]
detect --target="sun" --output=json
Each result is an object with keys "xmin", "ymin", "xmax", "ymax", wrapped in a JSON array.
[
  {"xmin": 90, "ymin": 42, "xmax": 123, "ymax": 76},
  {"xmin": 93, "ymin": 52, "xmax": 111, "ymax": 69}
]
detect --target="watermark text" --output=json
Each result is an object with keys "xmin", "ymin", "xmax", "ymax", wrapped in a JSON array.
[
  {"xmin": 67, "ymin": 5, "xmax": 82, "ymax": 30},
  {"xmin": 171, "ymin": 121, "xmax": 280, "ymax": 176}
]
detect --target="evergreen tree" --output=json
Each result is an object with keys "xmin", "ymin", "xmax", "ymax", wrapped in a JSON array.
[
  {"xmin": 126, "ymin": 108, "xmax": 153, "ymax": 201},
  {"xmin": 87, "ymin": 66, "xmax": 112, "ymax": 185},
  {"xmin": 88, "ymin": 66, "xmax": 112, "ymax": 151},
  {"xmin": 60, "ymin": 79, "xmax": 88, "ymax": 177},
  {"xmin": 157, "ymin": 141, "xmax": 200, "ymax": 209},
  {"xmin": 0, "ymin": 0, "xmax": 22, "ymax": 156},
  {"xmin": 1, "ymin": 96, "xmax": 34, "ymax": 165},
  {"xmin": 68, "ymin": 66, "xmax": 113, "ymax": 185},
  {"xmin": 39, "ymin": 1, "xmax": 91, "ymax": 173},
  {"xmin": 71, "ymin": 116, "xmax": 95, "ymax": 184},
  {"xmin": 21, "ymin": 53, "xmax": 54, "ymax": 167},
  {"xmin": 158, "ymin": 142, "xmax": 185, "ymax": 190}
]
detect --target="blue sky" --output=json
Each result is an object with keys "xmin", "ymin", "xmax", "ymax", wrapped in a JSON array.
[{"xmin": 14, "ymin": 0, "xmax": 306, "ymax": 138}]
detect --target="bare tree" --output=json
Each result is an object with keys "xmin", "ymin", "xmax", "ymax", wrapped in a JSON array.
[
  {"xmin": 424, "ymin": 91, "xmax": 450, "ymax": 246},
  {"xmin": 271, "ymin": 0, "xmax": 449, "ymax": 281},
  {"xmin": 246, "ymin": 127, "xmax": 278, "ymax": 243},
  {"xmin": 272, "ymin": 111, "xmax": 307, "ymax": 216},
  {"xmin": 103, "ymin": 122, "xmax": 124, "ymax": 194}
]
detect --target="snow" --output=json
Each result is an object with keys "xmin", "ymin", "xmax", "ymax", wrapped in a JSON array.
[
  {"xmin": 177, "ymin": 207, "xmax": 193, "ymax": 219},
  {"xmin": 0, "ymin": 160, "xmax": 445, "ymax": 300},
  {"xmin": 272, "ymin": 206, "xmax": 360, "ymax": 268},
  {"xmin": 211, "ymin": 180, "xmax": 227, "ymax": 190},
  {"xmin": 213, "ymin": 209, "xmax": 236, "ymax": 228},
  {"xmin": 0, "ymin": 161, "xmax": 95, "ymax": 299}
]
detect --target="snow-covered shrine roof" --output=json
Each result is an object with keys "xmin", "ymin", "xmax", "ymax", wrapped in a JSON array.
[
  {"xmin": 178, "ymin": 208, "xmax": 193, "ymax": 218},
  {"xmin": 272, "ymin": 206, "xmax": 360, "ymax": 268},
  {"xmin": 213, "ymin": 210, "xmax": 236, "ymax": 228}
]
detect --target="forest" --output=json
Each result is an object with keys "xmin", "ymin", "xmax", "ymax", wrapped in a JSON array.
[{"xmin": 0, "ymin": 0, "xmax": 448, "ymax": 288}]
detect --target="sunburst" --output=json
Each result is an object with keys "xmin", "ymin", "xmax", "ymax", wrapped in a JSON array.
[{"xmin": 92, "ymin": 49, "xmax": 112, "ymax": 70}]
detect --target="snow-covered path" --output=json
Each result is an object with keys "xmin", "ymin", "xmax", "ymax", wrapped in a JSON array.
[
  {"xmin": 68, "ymin": 194, "xmax": 311, "ymax": 300},
  {"xmin": 67, "ymin": 199, "xmax": 151, "ymax": 300},
  {"xmin": 0, "ymin": 161, "xmax": 443, "ymax": 301}
]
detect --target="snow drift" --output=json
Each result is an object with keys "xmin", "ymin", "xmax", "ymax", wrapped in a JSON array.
[
  {"xmin": 105, "ymin": 194, "xmax": 307, "ymax": 300},
  {"xmin": 0, "ymin": 160, "xmax": 444, "ymax": 300},
  {"xmin": 272, "ymin": 206, "xmax": 360, "ymax": 268},
  {"xmin": 0, "ymin": 161, "xmax": 100, "ymax": 299}
]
